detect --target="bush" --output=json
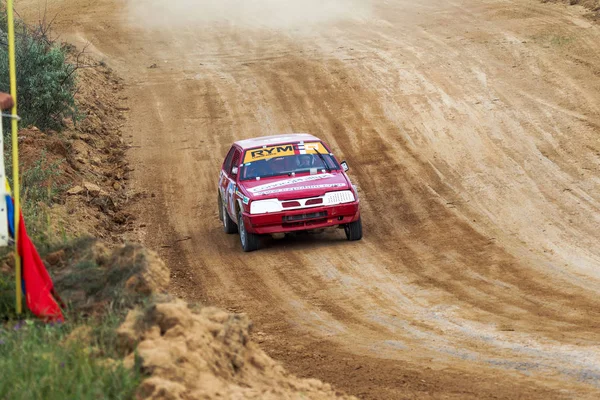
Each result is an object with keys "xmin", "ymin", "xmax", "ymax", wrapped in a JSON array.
[{"xmin": 0, "ymin": 4, "xmax": 77, "ymax": 132}]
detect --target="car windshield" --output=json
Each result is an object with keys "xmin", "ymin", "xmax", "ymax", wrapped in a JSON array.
[{"xmin": 240, "ymin": 146, "xmax": 340, "ymax": 181}]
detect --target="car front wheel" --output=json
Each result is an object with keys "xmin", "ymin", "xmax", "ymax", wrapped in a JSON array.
[
  {"xmin": 344, "ymin": 217, "xmax": 363, "ymax": 241},
  {"xmin": 238, "ymin": 213, "xmax": 260, "ymax": 252}
]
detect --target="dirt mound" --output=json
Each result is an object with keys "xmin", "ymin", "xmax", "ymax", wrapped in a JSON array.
[
  {"xmin": 117, "ymin": 299, "xmax": 355, "ymax": 400},
  {"xmin": 47, "ymin": 239, "xmax": 352, "ymax": 398},
  {"xmin": 17, "ymin": 49, "xmax": 137, "ymax": 243},
  {"xmin": 542, "ymin": 0, "xmax": 600, "ymax": 20},
  {"xmin": 48, "ymin": 238, "xmax": 169, "ymax": 314}
]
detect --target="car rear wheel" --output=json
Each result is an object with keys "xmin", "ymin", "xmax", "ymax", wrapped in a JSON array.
[
  {"xmin": 344, "ymin": 217, "xmax": 363, "ymax": 241},
  {"xmin": 238, "ymin": 213, "xmax": 260, "ymax": 252},
  {"xmin": 221, "ymin": 197, "xmax": 238, "ymax": 234}
]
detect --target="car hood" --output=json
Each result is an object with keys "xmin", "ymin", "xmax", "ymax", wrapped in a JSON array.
[{"xmin": 239, "ymin": 172, "xmax": 350, "ymax": 201}]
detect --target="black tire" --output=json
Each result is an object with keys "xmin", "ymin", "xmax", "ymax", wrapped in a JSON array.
[
  {"xmin": 238, "ymin": 212, "xmax": 260, "ymax": 252},
  {"xmin": 221, "ymin": 196, "xmax": 238, "ymax": 234},
  {"xmin": 218, "ymin": 194, "xmax": 223, "ymax": 222},
  {"xmin": 344, "ymin": 217, "xmax": 363, "ymax": 241}
]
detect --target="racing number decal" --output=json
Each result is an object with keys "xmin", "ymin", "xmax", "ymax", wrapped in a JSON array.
[
  {"xmin": 226, "ymin": 180, "xmax": 236, "ymax": 219},
  {"xmin": 218, "ymin": 170, "xmax": 224, "ymax": 188},
  {"xmin": 299, "ymin": 142, "xmax": 326, "ymax": 154}
]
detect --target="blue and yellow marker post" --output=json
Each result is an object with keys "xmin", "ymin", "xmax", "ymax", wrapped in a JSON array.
[{"xmin": 6, "ymin": 0, "xmax": 21, "ymax": 314}]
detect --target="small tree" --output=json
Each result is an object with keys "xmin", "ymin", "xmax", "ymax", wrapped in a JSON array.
[{"xmin": 0, "ymin": 3, "xmax": 77, "ymax": 132}]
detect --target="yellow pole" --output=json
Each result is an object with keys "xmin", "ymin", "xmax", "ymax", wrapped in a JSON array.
[{"xmin": 7, "ymin": 0, "xmax": 21, "ymax": 315}]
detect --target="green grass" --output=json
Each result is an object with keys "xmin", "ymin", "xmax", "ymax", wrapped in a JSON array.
[
  {"xmin": 549, "ymin": 35, "xmax": 575, "ymax": 46},
  {"xmin": 530, "ymin": 33, "xmax": 576, "ymax": 47},
  {"xmin": 19, "ymin": 151, "xmax": 66, "ymax": 251},
  {"xmin": 0, "ymin": 271, "xmax": 21, "ymax": 321},
  {"xmin": 0, "ymin": 317, "xmax": 142, "ymax": 400}
]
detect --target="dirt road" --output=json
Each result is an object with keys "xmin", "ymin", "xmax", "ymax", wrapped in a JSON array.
[{"xmin": 20, "ymin": 0, "xmax": 600, "ymax": 398}]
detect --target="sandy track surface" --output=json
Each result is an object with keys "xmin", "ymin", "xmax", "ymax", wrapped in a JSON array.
[{"xmin": 19, "ymin": 0, "xmax": 600, "ymax": 398}]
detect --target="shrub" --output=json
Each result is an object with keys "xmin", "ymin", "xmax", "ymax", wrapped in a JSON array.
[{"xmin": 0, "ymin": 4, "xmax": 78, "ymax": 132}]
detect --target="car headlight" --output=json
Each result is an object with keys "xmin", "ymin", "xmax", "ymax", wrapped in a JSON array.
[
  {"xmin": 323, "ymin": 190, "xmax": 355, "ymax": 205},
  {"xmin": 249, "ymin": 190, "xmax": 356, "ymax": 215},
  {"xmin": 250, "ymin": 199, "xmax": 282, "ymax": 215}
]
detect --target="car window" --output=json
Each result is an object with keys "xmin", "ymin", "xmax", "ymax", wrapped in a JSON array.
[
  {"xmin": 230, "ymin": 149, "xmax": 241, "ymax": 176},
  {"xmin": 223, "ymin": 146, "xmax": 236, "ymax": 174},
  {"xmin": 240, "ymin": 152, "xmax": 339, "ymax": 181}
]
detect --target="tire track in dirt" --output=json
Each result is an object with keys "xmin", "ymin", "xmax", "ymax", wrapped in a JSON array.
[{"xmin": 253, "ymin": 53, "xmax": 600, "ymax": 341}]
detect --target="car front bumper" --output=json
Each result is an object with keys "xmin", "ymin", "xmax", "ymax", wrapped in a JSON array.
[{"xmin": 243, "ymin": 202, "xmax": 360, "ymax": 235}]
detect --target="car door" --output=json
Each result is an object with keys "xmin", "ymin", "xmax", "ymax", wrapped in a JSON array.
[
  {"xmin": 220, "ymin": 146, "xmax": 235, "ymax": 208},
  {"xmin": 222, "ymin": 146, "xmax": 242, "ymax": 221}
]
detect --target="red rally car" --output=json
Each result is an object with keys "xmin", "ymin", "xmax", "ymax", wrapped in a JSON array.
[{"xmin": 218, "ymin": 133, "xmax": 362, "ymax": 252}]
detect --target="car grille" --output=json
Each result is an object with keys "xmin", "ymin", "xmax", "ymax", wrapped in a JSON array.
[{"xmin": 282, "ymin": 211, "xmax": 328, "ymax": 222}]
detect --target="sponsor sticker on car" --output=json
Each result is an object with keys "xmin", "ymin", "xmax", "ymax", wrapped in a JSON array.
[
  {"xmin": 243, "ymin": 142, "xmax": 328, "ymax": 163},
  {"xmin": 235, "ymin": 189, "xmax": 250, "ymax": 204},
  {"xmin": 259, "ymin": 183, "xmax": 346, "ymax": 195},
  {"xmin": 247, "ymin": 173, "xmax": 334, "ymax": 193}
]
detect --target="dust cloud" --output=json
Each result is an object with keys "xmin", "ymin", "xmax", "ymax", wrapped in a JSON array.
[{"xmin": 126, "ymin": 0, "xmax": 371, "ymax": 30}]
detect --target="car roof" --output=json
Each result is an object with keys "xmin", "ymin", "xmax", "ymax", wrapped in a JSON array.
[{"xmin": 234, "ymin": 133, "xmax": 322, "ymax": 150}]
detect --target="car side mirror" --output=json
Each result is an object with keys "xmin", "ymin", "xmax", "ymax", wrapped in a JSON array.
[
  {"xmin": 341, "ymin": 161, "xmax": 349, "ymax": 172},
  {"xmin": 231, "ymin": 166, "xmax": 239, "ymax": 176}
]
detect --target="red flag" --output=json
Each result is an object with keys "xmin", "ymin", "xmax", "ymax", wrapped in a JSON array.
[{"xmin": 18, "ymin": 210, "xmax": 64, "ymax": 322}]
